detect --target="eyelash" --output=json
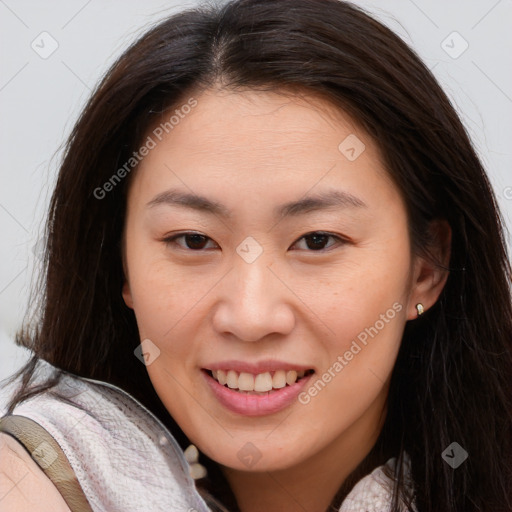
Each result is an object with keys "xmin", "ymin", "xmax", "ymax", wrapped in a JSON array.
[{"xmin": 162, "ymin": 231, "xmax": 348, "ymax": 253}]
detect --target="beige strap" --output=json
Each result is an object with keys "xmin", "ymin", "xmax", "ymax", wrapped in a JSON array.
[{"xmin": 0, "ymin": 415, "xmax": 94, "ymax": 512}]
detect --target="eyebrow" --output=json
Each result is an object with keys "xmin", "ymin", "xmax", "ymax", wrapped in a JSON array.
[{"xmin": 146, "ymin": 188, "xmax": 367, "ymax": 219}]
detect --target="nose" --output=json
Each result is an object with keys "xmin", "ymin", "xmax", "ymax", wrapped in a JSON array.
[{"xmin": 212, "ymin": 255, "xmax": 296, "ymax": 342}]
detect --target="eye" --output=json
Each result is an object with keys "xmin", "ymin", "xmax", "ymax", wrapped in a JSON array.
[
  {"xmin": 163, "ymin": 231, "xmax": 347, "ymax": 252},
  {"xmin": 290, "ymin": 231, "xmax": 347, "ymax": 251},
  {"xmin": 163, "ymin": 232, "xmax": 218, "ymax": 251}
]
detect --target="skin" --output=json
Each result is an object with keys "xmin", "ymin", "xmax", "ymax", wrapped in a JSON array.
[
  {"xmin": 121, "ymin": 87, "xmax": 450, "ymax": 512},
  {"xmin": 0, "ymin": 433, "xmax": 71, "ymax": 511}
]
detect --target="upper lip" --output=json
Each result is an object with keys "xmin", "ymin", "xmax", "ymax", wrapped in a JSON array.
[{"xmin": 203, "ymin": 360, "xmax": 314, "ymax": 374}]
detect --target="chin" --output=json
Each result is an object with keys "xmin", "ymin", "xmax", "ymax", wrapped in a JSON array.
[{"xmin": 198, "ymin": 435, "xmax": 312, "ymax": 473}]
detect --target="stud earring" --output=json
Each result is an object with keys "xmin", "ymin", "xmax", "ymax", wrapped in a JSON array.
[{"xmin": 415, "ymin": 303, "xmax": 425, "ymax": 317}]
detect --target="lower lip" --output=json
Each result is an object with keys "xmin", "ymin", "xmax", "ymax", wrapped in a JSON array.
[{"xmin": 202, "ymin": 370, "xmax": 313, "ymax": 416}]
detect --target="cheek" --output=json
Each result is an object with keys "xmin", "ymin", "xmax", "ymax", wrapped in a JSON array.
[
  {"xmin": 126, "ymin": 259, "xmax": 204, "ymax": 416},
  {"xmin": 320, "ymin": 294, "xmax": 406, "ymax": 385},
  {"xmin": 127, "ymin": 246, "xmax": 197, "ymax": 331},
  {"xmin": 317, "ymin": 254, "xmax": 410, "ymax": 348},
  {"xmin": 297, "ymin": 303, "xmax": 406, "ymax": 438},
  {"xmin": 307, "ymin": 243, "xmax": 410, "ymax": 402},
  {"xmin": 125, "ymin": 252, "xmax": 213, "ymax": 388}
]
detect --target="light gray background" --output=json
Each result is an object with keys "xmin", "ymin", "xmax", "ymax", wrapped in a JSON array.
[{"xmin": 1, "ymin": 0, "xmax": 511, "ymax": 412}]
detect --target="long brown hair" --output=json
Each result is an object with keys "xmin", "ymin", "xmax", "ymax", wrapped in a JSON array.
[{"xmin": 4, "ymin": 1, "xmax": 512, "ymax": 510}]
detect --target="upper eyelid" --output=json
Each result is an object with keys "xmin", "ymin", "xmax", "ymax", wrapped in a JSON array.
[{"xmin": 163, "ymin": 231, "xmax": 346, "ymax": 250}]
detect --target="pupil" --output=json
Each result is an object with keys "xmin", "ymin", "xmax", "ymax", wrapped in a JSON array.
[
  {"xmin": 186, "ymin": 234, "xmax": 207, "ymax": 249},
  {"xmin": 307, "ymin": 234, "xmax": 327, "ymax": 250}
]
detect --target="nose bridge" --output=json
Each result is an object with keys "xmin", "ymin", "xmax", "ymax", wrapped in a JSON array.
[
  {"xmin": 235, "ymin": 253, "xmax": 273, "ymax": 308},
  {"xmin": 232, "ymin": 235, "xmax": 278, "ymax": 304},
  {"xmin": 212, "ymin": 246, "xmax": 295, "ymax": 342}
]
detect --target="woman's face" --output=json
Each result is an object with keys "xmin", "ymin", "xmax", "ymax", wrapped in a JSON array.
[{"xmin": 122, "ymin": 88, "xmax": 428, "ymax": 473}]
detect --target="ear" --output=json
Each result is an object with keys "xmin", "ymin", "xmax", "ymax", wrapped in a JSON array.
[
  {"xmin": 407, "ymin": 219, "xmax": 451, "ymax": 320},
  {"xmin": 122, "ymin": 280, "xmax": 134, "ymax": 309},
  {"xmin": 121, "ymin": 233, "xmax": 134, "ymax": 310}
]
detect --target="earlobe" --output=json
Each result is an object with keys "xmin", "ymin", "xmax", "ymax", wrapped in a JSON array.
[{"xmin": 407, "ymin": 219, "xmax": 452, "ymax": 320}]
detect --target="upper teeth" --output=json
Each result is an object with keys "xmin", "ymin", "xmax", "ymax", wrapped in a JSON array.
[{"xmin": 212, "ymin": 369, "xmax": 306, "ymax": 392}]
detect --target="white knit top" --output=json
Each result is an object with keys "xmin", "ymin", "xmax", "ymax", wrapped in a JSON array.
[{"xmin": 10, "ymin": 360, "xmax": 416, "ymax": 511}]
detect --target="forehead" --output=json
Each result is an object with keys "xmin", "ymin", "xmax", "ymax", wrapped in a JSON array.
[
  {"xmin": 154, "ymin": 87, "xmax": 369, "ymax": 160},
  {"xmin": 128, "ymin": 87, "xmax": 399, "ymax": 212}
]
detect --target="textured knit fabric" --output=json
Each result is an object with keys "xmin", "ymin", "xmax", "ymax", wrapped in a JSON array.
[
  {"xmin": 9, "ymin": 360, "xmax": 416, "ymax": 511},
  {"xmin": 339, "ymin": 455, "xmax": 416, "ymax": 511}
]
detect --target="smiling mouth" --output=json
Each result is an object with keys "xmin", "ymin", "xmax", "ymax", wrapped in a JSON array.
[{"xmin": 204, "ymin": 368, "xmax": 315, "ymax": 394}]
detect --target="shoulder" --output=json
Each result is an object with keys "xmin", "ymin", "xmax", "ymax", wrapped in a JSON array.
[
  {"xmin": 6, "ymin": 371, "xmax": 205, "ymax": 510},
  {"xmin": 0, "ymin": 433, "xmax": 71, "ymax": 512}
]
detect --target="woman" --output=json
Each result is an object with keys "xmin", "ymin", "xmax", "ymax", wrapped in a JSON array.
[{"xmin": 1, "ymin": 0, "xmax": 511, "ymax": 511}]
